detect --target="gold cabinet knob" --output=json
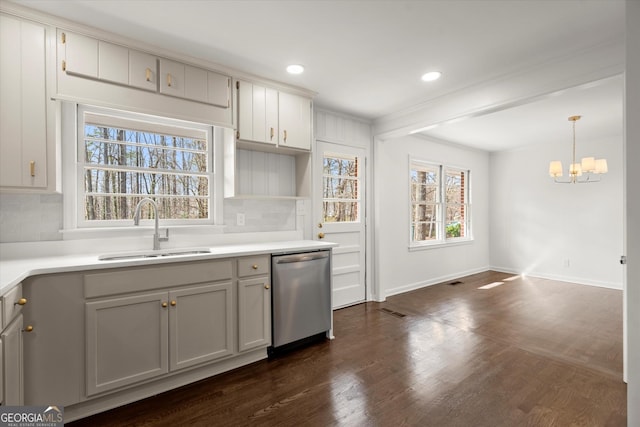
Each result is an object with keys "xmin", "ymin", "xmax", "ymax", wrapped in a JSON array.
[
  {"xmin": 318, "ymin": 223, "xmax": 323, "ymax": 228},
  {"xmin": 170, "ymin": 300, "xmax": 177, "ymax": 306},
  {"xmin": 16, "ymin": 298, "xmax": 27, "ymax": 306},
  {"xmin": 24, "ymin": 325, "xmax": 34, "ymax": 332},
  {"xmin": 318, "ymin": 232, "xmax": 325, "ymax": 239},
  {"xmin": 264, "ymin": 284, "xmax": 270, "ymax": 290},
  {"xmin": 145, "ymin": 67, "xmax": 152, "ymax": 82},
  {"xmin": 252, "ymin": 264, "xmax": 259, "ymax": 270},
  {"xmin": 162, "ymin": 302, "xmax": 168, "ymax": 308}
]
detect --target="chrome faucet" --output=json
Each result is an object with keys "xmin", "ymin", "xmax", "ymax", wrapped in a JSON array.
[{"xmin": 133, "ymin": 198, "xmax": 169, "ymax": 250}]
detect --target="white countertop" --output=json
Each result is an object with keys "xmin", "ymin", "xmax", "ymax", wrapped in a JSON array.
[{"xmin": 0, "ymin": 240, "xmax": 337, "ymax": 295}]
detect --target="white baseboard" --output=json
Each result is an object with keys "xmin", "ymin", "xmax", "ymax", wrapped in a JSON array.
[
  {"xmin": 384, "ymin": 265, "xmax": 490, "ymax": 298},
  {"xmin": 489, "ymin": 265, "xmax": 623, "ymax": 290}
]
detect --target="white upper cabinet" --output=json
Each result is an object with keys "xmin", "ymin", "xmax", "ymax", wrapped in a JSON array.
[
  {"xmin": 60, "ymin": 30, "xmax": 230, "ymax": 107},
  {"xmin": 159, "ymin": 58, "xmax": 184, "ymax": 97},
  {"xmin": 184, "ymin": 64, "xmax": 208, "ymax": 103},
  {"xmin": 208, "ymin": 71, "xmax": 231, "ymax": 108},
  {"xmin": 62, "ymin": 30, "xmax": 158, "ymax": 92},
  {"xmin": 63, "ymin": 31, "xmax": 98, "ymax": 78},
  {"xmin": 236, "ymin": 80, "xmax": 310, "ymax": 151},
  {"xmin": 279, "ymin": 91, "xmax": 311, "ymax": 151},
  {"xmin": 98, "ymin": 40, "xmax": 128, "ymax": 85},
  {"xmin": 0, "ymin": 14, "xmax": 51, "ymax": 190},
  {"xmin": 237, "ymin": 80, "xmax": 278, "ymax": 146},
  {"xmin": 128, "ymin": 50, "xmax": 157, "ymax": 91}
]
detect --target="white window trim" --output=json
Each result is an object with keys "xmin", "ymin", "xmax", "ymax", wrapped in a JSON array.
[
  {"xmin": 62, "ymin": 103, "xmax": 224, "ymax": 233},
  {"xmin": 408, "ymin": 157, "xmax": 473, "ymax": 250}
]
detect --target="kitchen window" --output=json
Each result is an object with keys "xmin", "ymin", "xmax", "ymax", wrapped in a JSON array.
[
  {"xmin": 410, "ymin": 159, "xmax": 471, "ymax": 247},
  {"xmin": 76, "ymin": 106, "xmax": 215, "ymax": 227}
]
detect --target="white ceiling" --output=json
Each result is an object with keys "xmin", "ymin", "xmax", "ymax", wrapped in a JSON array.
[{"xmin": 10, "ymin": 0, "xmax": 626, "ymax": 151}]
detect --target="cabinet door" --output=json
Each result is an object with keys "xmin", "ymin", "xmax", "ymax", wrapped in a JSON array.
[
  {"xmin": 129, "ymin": 50, "xmax": 157, "ymax": 91},
  {"xmin": 184, "ymin": 64, "xmax": 208, "ymax": 103},
  {"xmin": 1, "ymin": 314, "xmax": 23, "ymax": 405},
  {"xmin": 98, "ymin": 40, "xmax": 128, "ymax": 85},
  {"xmin": 159, "ymin": 58, "xmax": 184, "ymax": 97},
  {"xmin": 207, "ymin": 71, "xmax": 230, "ymax": 108},
  {"xmin": 238, "ymin": 277, "xmax": 271, "ymax": 352},
  {"xmin": 86, "ymin": 292, "xmax": 168, "ymax": 396},
  {"xmin": 253, "ymin": 84, "xmax": 278, "ymax": 145},
  {"xmin": 169, "ymin": 282, "xmax": 233, "ymax": 371},
  {"xmin": 237, "ymin": 80, "xmax": 254, "ymax": 141},
  {"xmin": 63, "ymin": 31, "xmax": 98, "ymax": 78},
  {"xmin": 279, "ymin": 92, "xmax": 311, "ymax": 150},
  {"xmin": 0, "ymin": 15, "xmax": 48, "ymax": 188},
  {"xmin": 265, "ymin": 87, "xmax": 279, "ymax": 145},
  {"xmin": 236, "ymin": 81, "xmax": 277, "ymax": 145},
  {"xmin": 252, "ymin": 84, "xmax": 267, "ymax": 143}
]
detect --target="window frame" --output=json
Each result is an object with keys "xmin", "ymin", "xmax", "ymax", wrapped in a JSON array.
[
  {"xmin": 409, "ymin": 157, "xmax": 472, "ymax": 249},
  {"xmin": 73, "ymin": 104, "xmax": 218, "ymax": 229},
  {"xmin": 321, "ymin": 151, "xmax": 361, "ymax": 224}
]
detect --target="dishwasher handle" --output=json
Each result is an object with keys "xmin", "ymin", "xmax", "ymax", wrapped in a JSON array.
[{"xmin": 273, "ymin": 251, "xmax": 329, "ymax": 264}]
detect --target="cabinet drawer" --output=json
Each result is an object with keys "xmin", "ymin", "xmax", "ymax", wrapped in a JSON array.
[
  {"xmin": 238, "ymin": 256, "xmax": 270, "ymax": 277},
  {"xmin": 2, "ymin": 283, "xmax": 25, "ymax": 328},
  {"xmin": 85, "ymin": 260, "xmax": 233, "ymax": 298}
]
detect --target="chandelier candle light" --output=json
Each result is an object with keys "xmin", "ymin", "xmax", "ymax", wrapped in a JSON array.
[{"xmin": 548, "ymin": 115, "xmax": 608, "ymax": 183}]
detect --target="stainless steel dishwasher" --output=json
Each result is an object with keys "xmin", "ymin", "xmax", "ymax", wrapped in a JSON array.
[{"xmin": 270, "ymin": 250, "xmax": 331, "ymax": 354}]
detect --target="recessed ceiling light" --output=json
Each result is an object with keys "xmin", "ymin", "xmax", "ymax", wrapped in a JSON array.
[
  {"xmin": 421, "ymin": 71, "xmax": 442, "ymax": 82},
  {"xmin": 286, "ymin": 64, "xmax": 305, "ymax": 74}
]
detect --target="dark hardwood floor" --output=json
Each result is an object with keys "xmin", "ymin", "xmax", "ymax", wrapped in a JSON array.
[{"xmin": 68, "ymin": 271, "xmax": 626, "ymax": 426}]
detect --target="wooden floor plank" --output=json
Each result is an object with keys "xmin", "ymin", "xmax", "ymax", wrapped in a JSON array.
[{"xmin": 68, "ymin": 271, "xmax": 626, "ymax": 426}]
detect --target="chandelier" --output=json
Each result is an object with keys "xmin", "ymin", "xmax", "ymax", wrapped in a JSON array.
[{"xmin": 548, "ymin": 115, "xmax": 608, "ymax": 183}]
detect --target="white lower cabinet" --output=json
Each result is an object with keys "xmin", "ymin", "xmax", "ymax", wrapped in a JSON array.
[
  {"xmin": 19, "ymin": 256, "xmax": 271, "ymax": 420},
  {"xmin": 1, "ymin": 314, "xmax": 23, "ymax": 405},
  {"xmin": 238, "ymin": 277, "xmax": 271, "ymax": 352},
  {"xmin": 237, "ymin": 256, "xmax": 271, "ymax": 352},
  {"xmin": 169, "ymin": 283, "xmax": 234, "ymax": 370},
  {"xmin": 86, "ymin": 281, "xmax": 233, "ymax": 396},
  {"xmin": 86, "ymin": 291, "xmax": 169, "ymax": 396}
]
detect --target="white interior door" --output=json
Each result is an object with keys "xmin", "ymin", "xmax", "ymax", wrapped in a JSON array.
[{"xmin": 316, "ymin": 141, "xmax": 366, "ymax": 308}]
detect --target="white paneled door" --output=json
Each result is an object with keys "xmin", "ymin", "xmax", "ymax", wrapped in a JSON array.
[{"xmin": 316, "ymin": 142, "xmax": 366, "ymax": 308}]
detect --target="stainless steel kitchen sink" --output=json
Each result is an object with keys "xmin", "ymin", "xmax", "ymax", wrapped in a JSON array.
[{"xmin": 98, "ymin": 248, "xmax": 211, "ymax": 261}]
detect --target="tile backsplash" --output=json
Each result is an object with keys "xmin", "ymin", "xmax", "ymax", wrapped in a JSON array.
[
  {"xmin": 0, "ymin": 194, "xmax": 296, "ymax": 243},
  {"xmin": 0, "ymin": 194, "xmax": 64, "ymax": 242}
]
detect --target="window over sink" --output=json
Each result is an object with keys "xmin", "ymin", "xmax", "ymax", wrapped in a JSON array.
[{"xmin": 75, "ymin": 105, "xmax": 216, "ymax": 227}]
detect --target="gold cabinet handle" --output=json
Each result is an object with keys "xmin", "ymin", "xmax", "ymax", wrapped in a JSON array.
[
  {"xmin": 15, "ymin": 298, "xmax": 27, "ymax": 306},
  {"xmin": 23, "ymin": 325, "xmax": 34, "ymax": 333},
  {"xmin": 30, "ymin": 161, "xmax": 35, "ymax": 177},
  {"xmin": 318, "ymin": 223, "xmax": 323, "ymax": 228},
  {"xmin": 170, "ymin": 300, "xmax": 177, "ymax": 306},
  {"xmin": 167, "ymin": 73, "xmax": 172, "ymax": 87},
  {"xmin": 162, "ymin": 302, "xmax": 168, "ymax": 308},
  {"xmin": 145, "ymin": 68, "xmax": 152, "ymax": 82},
  {"xmin": 318, "ymin": 232, "xmax": 325, "ymax": 239},
  {"xmin": 283, "ymin": 129, "xmax": 287, "ymax": 142},
  {"xmin": 252, "ymin": 264, "xmax": 258, "ymax": 270},
  {"xmin": 270, "ymin": 127, "xmax": 274, "ymax": 140},
  {"xmin": 264, "ymin": 284, "xmax": 270, "ymax": 290}
]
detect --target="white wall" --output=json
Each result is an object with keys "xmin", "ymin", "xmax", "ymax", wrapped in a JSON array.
[
  {"xmin": 625, "ymin": 0, "xmax": 640, "ymax": 423},
  {"xmin": 375, "ymin": 135, "xmax": 490, "ymax": 298},
  {"xmin": 489, "ymin": 131, "xmax": 624, "ymax": 289}
]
